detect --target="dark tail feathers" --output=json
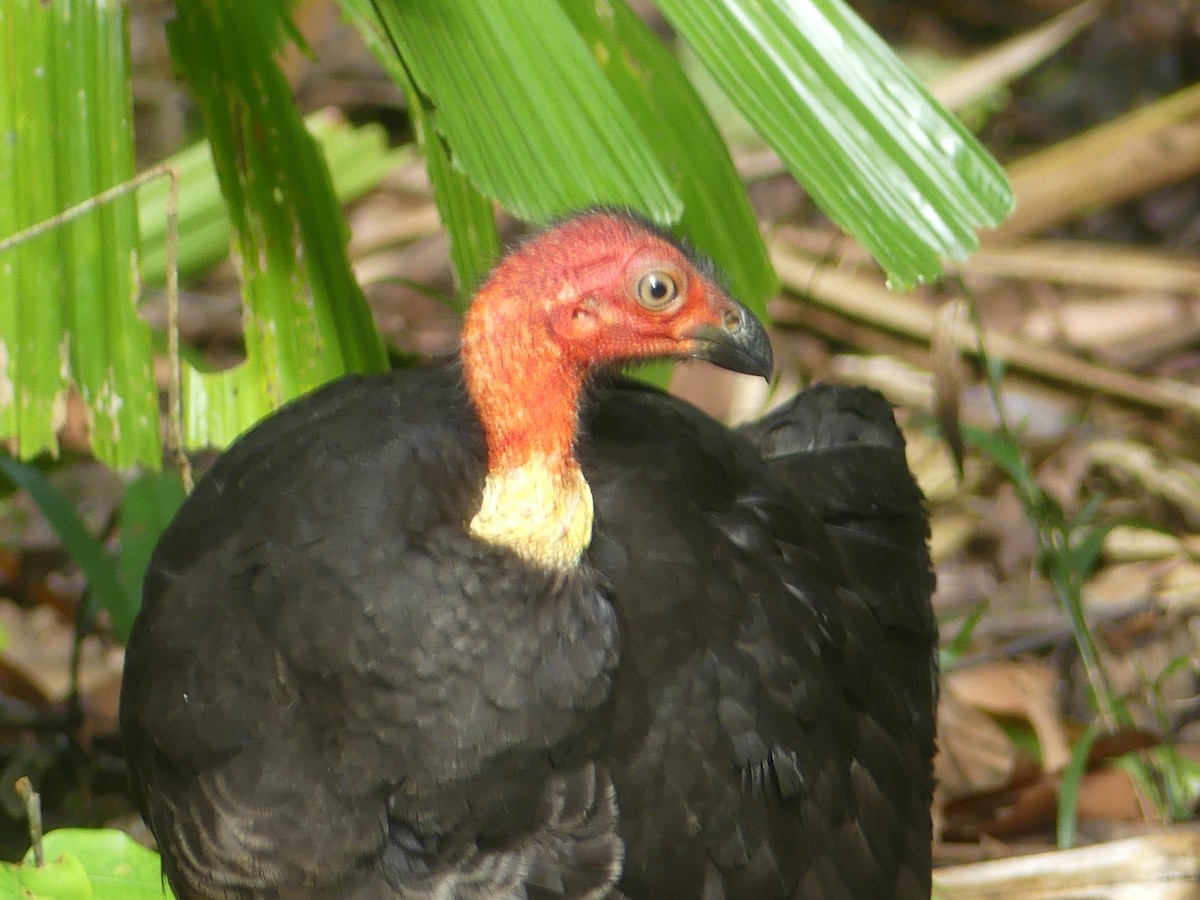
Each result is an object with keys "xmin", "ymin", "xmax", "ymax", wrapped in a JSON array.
[{"xmin": 741, "ymin": 383, "xmax": 938, "ymax": 736}]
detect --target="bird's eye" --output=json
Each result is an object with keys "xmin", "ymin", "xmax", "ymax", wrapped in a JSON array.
[{"xmin": 635, "ymin": 270, "xmax": 679, "ymax": 311}]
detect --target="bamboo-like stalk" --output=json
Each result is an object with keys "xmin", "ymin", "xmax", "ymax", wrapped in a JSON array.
[
  {"xmin": 992, "ymin": 83, "xmax": 1200, "ymax": 242},
  {"xmin": 768, "ymin": 242, "xmax": 1200, "ymax": 418}
]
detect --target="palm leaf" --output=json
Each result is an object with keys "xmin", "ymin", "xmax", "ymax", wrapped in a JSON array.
[
  {"xmin": 0, "ymin": 0, "xmax": 157, "ymax": 467},
  {"xmin": 168, "ymin": 0, "xmax": 389, "ymax": 449}
]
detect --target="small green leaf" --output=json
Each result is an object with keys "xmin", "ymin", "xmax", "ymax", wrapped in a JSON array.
[
  {"xmin": 962, "ymin": 424, "xmax": 1031, "ymax": 489},
  {"xmin": 0, "ymin": 847, "xmax": 91, "ymax": 898},
  {"xmin": 0, "ymin": 455, "xmax": 128, "ymax": 641},
  {"xmin": 998, "ymin": 720, "xmax": 1042, "ymax": 765},
  {"xmin": 1068, "ymin": 520, "xmax": 1120, "ymax": 585},
  {"xmin": 938, "ymin": 599, "xmax": 988, "ymax": 669},
  {"xmin": 1154, "ymin": 745, "xmax": 1200, "ymax": 818},
  {"xmin": 1072, "ymin": 491, "xmax": 1107, "ymax": 532},
  {"xmin": 627, "ymin": 360, "xmax": 674, "ymax": 390},
  {"xmin": 3, "ymin": 828, "xmax": 176, "ymax": 899},
  {"xmin": 1153, "ymin": 652, "xmax": 1196, "ymax": 688}
]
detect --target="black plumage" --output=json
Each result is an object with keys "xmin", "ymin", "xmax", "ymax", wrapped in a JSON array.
[{"xmin": 120, "ymin": 212, "xmax": 936, "ymax": 899}]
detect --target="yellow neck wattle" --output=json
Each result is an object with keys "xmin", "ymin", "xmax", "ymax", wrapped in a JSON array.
[{"xmin": 468, "ymin": 456, "xmax": 594, "ymax": 570}]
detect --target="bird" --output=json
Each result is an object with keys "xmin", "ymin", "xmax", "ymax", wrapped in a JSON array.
[{"xmin": 120, "ymin": 209, "xmax": 937, "ymax": 900}]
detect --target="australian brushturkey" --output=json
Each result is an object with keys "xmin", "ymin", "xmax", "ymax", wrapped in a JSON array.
[{"xmin": 120, "ymin": 210, "xmax": 937, "ymax": 899}]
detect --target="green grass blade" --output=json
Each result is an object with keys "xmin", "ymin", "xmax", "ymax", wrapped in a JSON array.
[
  {"xmin": 938, "ymin": 599, "xmax": 988, "ymax": 669},
  {"xmin": 654, "ymin": 0, "xmax": 1015, "ymax": 288},
  {"xmin": 0, "ymin": 454, "xmax": 129, "ymax": 640},
  {"xmin": 1056, "ymin": 720, "xmax": 1101, "ymax": 849},
  {"xmin": 342, "ymin": 0, "xmax": 682, "ymax": 225}
]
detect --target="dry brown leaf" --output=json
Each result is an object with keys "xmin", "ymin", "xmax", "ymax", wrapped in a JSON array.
[
  {"xmin": 937, "ymin": 687, "xmax": 1023, "ymax": 801},
  {"xmin": 1075, "ymin": 765, "xmax": 1145, "ymax": 824},
  {"xmin": 1158, "ymin": 562, "xmax": 1200, "ymax": 612},
  {"xmin": 978, "ymin": 776, "xmax": 1062, "ymax": 839},
  {"xmin": 1083, "ymin": 562, "xmax": 1162, "ymax": 612},
  {"xmin": 77, "ymin": 658, "xmax": 124, "ymax": 748},
  {"xmin": 1023, "ymin": 294, "xmax": 1199, "ymax": 369},
  {"xmin": 946, "ymin": 661, "xmax": 1072, "ymax": 772},
  {"xmin": 0, "ymin": 600, "xmax": 123, "ymax": 735},
  {"xmin": 0, "ymin": 600, "xmax": 76, "ymax": 700},
  {"xmin": 931, "ymin": 510, "xmax": 981, "ymax": 564},
  {"xmin": 991, "ymin": 83, "xmax": 1200, "ymax": 242},
  {"xmin": 941, "ymin": 727, "xmax": 1162, "ymax": 843},
  {"xmin": 1103, "ymin": 526, "xmax": 1184, "ymax": 562}
]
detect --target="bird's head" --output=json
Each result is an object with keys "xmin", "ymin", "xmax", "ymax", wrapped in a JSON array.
[
  {"xmin": 463, "ymin": 210, "xmax": 772, "ymax": 385},
  {"xmin": 461, "ymin": 209, "xmax": 773, "ymax": 569}
]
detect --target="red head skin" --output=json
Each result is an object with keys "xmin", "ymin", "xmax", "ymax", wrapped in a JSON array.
[{"xmin": 461, "ymin": 211, "xmax": 745, "ymax": 476}]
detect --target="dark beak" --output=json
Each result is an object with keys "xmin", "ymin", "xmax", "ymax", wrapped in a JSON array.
[{"xmin": 686, "ymin": 299, "xmax": 773, "ymax": 380}]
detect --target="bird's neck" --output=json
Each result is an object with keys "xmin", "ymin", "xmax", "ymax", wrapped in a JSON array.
[{"xmin": 461, "ymin": 289, "xmax": 594, "ymax": 570}]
